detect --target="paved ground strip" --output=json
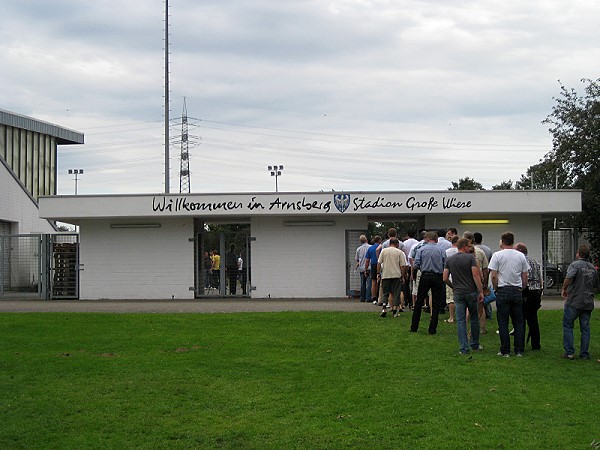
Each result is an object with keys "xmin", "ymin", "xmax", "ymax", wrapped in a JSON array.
[{"xmin": 1, "ymin": 295, "xmax": 593, "ymax": 313}]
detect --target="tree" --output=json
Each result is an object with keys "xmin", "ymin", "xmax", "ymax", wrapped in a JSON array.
[
  {"xmin": 542, "ymin": 78, "xmax": 600, "ymax": 251},
  {"xmin": 491, "ymin": 180, "xmax": 514, "ymax": 190},
  {"xmin": 447, "ymin": 177, "xmax": 485, "ymax": 190},
  {"xmin": 514, "ymin": 159, "xmax": 571, "ymax": 190}
]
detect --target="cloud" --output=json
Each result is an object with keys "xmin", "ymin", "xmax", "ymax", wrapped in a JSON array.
[{"xmin": 1, "ymin": 0, "xmax": 599, "ymax": 194}]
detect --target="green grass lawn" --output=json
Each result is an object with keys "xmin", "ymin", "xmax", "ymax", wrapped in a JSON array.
[{"xmin": 1, "ymin": 310, "xmax": 599, "ymax": 449}]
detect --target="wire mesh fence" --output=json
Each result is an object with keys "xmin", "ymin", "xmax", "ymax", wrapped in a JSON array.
[{"xmin": 0, "ymin": 234, "xmax": 42, "ymax": 295}]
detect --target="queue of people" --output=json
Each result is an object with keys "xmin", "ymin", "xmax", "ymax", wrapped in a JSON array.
[{"xmin": 356, "ymin": 228, "xmax": 599, "ymax": 359}]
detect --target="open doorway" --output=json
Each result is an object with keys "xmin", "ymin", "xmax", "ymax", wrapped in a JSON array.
[
  {"xmin": 345, "ymin": 219, "xmax": 422, "ymax": 298},
  {"xmin": 194, "ymin": 220, "xmax": 251, "ymax": 298}
]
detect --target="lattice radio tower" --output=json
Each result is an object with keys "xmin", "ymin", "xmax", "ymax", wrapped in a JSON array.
[{"xmin": 171, "ymin": 98, "xmax": 201, "ymax": 193}]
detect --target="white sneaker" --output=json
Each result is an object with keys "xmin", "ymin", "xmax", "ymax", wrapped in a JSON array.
[{"xmin": 497, "ymin": 352, "xmax": 509, "ymax": 358}]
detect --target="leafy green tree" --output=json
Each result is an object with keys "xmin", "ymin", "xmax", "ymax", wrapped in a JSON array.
[
  {"xmin": 448, "ymin": 177, "xmax": 485, "ymax": 190},
  {"xmin": 542, "ymin": 78, "xmax": 600, "ymax": 251},
  {"xmin": 514, "ymin": 159, "xmax": 571, "ymax": 190},
  {"xmin": 491, "ymin": 180, "xmax": 514, "ymax": 190}
]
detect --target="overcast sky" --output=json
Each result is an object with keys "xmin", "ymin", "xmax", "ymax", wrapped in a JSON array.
[{"xmin": 2, "ymin": 1, "xmax": 599, "ymax": 195}]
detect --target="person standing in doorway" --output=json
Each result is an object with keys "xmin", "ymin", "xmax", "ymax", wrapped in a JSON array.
[
  {"xmin": 238, "ymin": 253, "xmax": 247, "ymax": 295},
  {"xmin": 225, "ymin": 244, "xmax": 238, "ymax": 295},
  {"xmin": 210, "ymin": 250, "xmax": 221, "ymax": 289},
  {"xmin": 355, "ymin": 235, "xmax": 371, "ymax": 302},
  {"xmin": 365, "ymin": 236, "xmax": 382, "ymax": 303},
  {"xmin": 203, "ymin": 251, "xmax": 212, "ymax": 290},
  {"xmin": 561, "ymin": 244, "xmax": 599, "ymax": 360}
]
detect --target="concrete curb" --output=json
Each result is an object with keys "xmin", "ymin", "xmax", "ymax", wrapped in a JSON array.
[{"xmin": 1, "ymin": 295, "xmax": 596, "ymax": 314}]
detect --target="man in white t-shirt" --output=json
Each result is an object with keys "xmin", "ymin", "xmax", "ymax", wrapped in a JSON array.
[{"xmin": 488, "ymin": 232, "xmax": 530, "ymax": 357}]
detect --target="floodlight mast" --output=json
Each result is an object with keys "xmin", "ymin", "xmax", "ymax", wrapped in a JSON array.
[
  {"xmin": 267, "ymin": 165, "xmax": 284, "ymax": 192},
  {"xmin": 67, "ymin": 169, "xmax": 84, "ymax": 195}
]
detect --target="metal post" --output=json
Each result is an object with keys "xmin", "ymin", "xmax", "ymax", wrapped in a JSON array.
[{"xmin": 164, "ymin": 0, "xmax": 170, "ymax": 193}]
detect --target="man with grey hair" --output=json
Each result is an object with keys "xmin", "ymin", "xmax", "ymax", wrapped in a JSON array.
[
  {"xmin": 410, "ymin": 231, "xmax": 446, "ymax": 334},
  {"xmin": 355, "ymin": 234, "xmax": 371, "ymax": 302},
  {"xmin": 561, "ymin": 243, "xmax": 599, "ymax": 360}
]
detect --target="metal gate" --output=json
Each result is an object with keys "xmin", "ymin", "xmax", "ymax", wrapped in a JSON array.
[
  {"xmin": 345, "ymin": 230, "xmax": 367, "ymax": 297},
  {"xmin": 50, "ymin": 234, "xmax": 80, "ymax": 299},
  {"xmin": 542, "ymin": 228, "xmax": 576, "ymax": 291},
  {"xmin": 0, "ymin": 234, "xmax": 42, "ymax": 296},
  {"xmin": 0, "ymin": 233, "xmax": 79, "ymax": 299}
]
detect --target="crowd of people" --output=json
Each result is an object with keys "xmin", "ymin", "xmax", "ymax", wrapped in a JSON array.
[{"xmin": 355, "ymin": 227, "xmax": 599, "ymax": 359}]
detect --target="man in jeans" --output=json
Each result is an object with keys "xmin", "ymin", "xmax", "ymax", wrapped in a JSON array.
[
  {"xmin": 443, "ymin": 238, "xmax": 484, "ymax": 354},
  {"xmin": 561, "ymin": 244, "xmax": 600, "ymax": 360},
  {"xmin": 355, "ymin": 235, "xmax": 371, "ymax": 302},
  {"xmin": 488, "ymin": 232, "xmax": 529, "ymax": 357}
]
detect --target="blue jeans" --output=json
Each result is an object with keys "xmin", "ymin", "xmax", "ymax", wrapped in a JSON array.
[
  {"xmin": 360, "ymin": 272, "xmax": 369, "ymax": 301},
  {"xmin": 496, "ymin": 286, "xmax": 525, "ymax": 355},
  {"xmin": 563, "ymin": 304, "xmax": 592, "ymax": 358},
  {"xmin": 455, "ymin": 291, "xmax": 480, "ymax": 354}
]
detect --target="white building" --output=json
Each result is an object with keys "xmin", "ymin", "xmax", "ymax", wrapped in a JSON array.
[
  {"xmin": 39, "ymin": 190, "xmax": 581, "ymax": 300},
  {"xmin": 0, "ymin": 109, "xmax": 84, "ymax": 235},
  {"xmin": 1, "ymin": 109, "xmax": 83, "ymax": 296}
]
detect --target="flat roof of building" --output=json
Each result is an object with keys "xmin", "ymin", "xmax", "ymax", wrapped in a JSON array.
[
  {"xmin": 39, "ymin": 189, "xmax": 582, "ymax": 221},
  {"xmin": 0, "ymin": 108, "xmax": 84, "ymax": 145}
]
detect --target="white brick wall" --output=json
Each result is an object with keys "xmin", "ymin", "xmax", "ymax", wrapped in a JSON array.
[
  {"xmin": 78, "ymin": 218, "xmax": 194, "ymax": 299},
  {"xmin": 0, "ymin": 161, "xmax": 56, "ymax": 234},
  {"xmin": 251, "ymin": 216, "xmax": 367, "ymax": 298}
]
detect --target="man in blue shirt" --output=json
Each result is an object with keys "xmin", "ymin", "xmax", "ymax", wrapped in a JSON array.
[
  {"xmin": 410, "ymin": 231, "xmax": 447, "ymax": 334},
  {"xmin": 364, "ymin": 235, "xmax": 382, "ymax": 304}
]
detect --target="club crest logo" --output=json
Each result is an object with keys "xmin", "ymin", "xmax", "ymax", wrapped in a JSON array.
[{"xmin": 333, "ymin": 194, "xmax": 350, "ymax": 213}]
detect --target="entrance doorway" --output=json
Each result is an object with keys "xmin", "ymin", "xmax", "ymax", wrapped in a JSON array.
[
  {"xmin": 194, "ymin": 220, "xmax": 251, "ymax": 298},
  {"xmin": 344, "ymin": 220, "xmax": 421, "ymax": 298}
]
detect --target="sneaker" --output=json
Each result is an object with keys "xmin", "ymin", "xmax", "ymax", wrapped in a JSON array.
[
  {"xmin": 392, "ymin": 311, "xmax": 398, "ymax": 318},
  {"xmin": 515, "ymin": 353, "xmax": 523, "ymax": 357},
  {"xmin": 380, "ymin": 310, "xmax": 387, "ymax": 318},
  {"xmin": 580, "ymin": 355, "xmax": 590, "ymax": 361},
  {"xmin": 472, "ymin": 345, "xmax": 483, "ymax": 351},
  {"xmin": 560, "ymin": 354, "xmax": 574, "ymax": 360},
  {"xmin": 497, "ymin": 352, "xmax": 510, "ymax": 358},
  {"xmin": 373, "ymin": 300, "xmax": 378, "ymax": 305}
]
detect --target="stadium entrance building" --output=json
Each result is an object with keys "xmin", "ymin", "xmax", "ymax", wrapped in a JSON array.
[{"xmin": 38, "ymin": 190, "xmax": 581, "ymax": 300}]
